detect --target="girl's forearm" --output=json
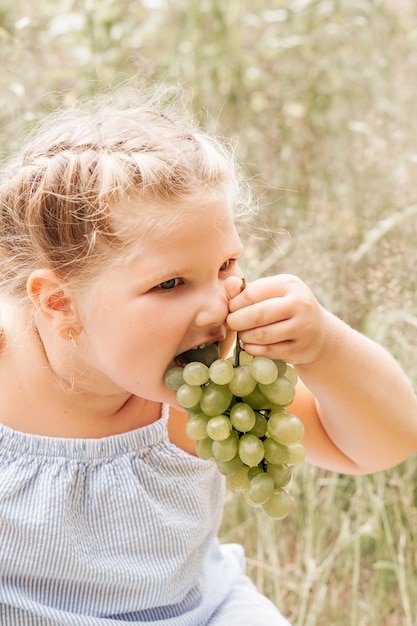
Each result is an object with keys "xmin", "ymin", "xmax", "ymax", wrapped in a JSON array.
[{"xmin": 295, "ymin": 312, "xmax": 417, "ymax": 473}]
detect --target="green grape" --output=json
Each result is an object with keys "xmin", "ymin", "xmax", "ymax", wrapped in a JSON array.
[
  {"xmin": 266, "ymin": 463, "xmax": 292, "ymax": 488},
  {"xmin": 284, "ymin": 364, "xmax": 298, "ymax": 385},
  {"xmin": 263, "ymin": 437, "xmax": 290, "ymax": 465},
  {"xmin": 273, "ymin": 359, "xmax": 288, "ymax": 376},
  {"xmin": 242, "ymin": 386, "xmax": 272, "ymax": 410},
  {"xmin": 228, "ymin": 365, "xmax": 257, "ymax": 397},
  {"xmin": 287, "ymin": 442, "xmax": 306, "ymax": 465},
  {"xmin": 181, "ymin": 343, "xmax": 220, "ymax": 366},
  {"xmin": 185, "ymin": 412, "xmax": 210, "ymax": 440},
  {"xmin": 248, "ymin": 412, "xmax": 268, "ymax": 438},
  {"xmin": 267, "ymin": 409, "xmax": 305, "ymax": 445},
  {"xmin": 238, "ymin": 350, "xmax": 253, "ymax": 366},
  {"xmin": 212, "ymin": 431, "xmax": 239, "ymax": 461},
  {"xmin": 226, "ymin": 465, "xmax": 250, "ymax": 492},
  {"xmin": 176, "ymin": 383, "xmax": 203, "ymax": 409},
  {"xmin": 248, "ymin": 472, "xmax": 275, "ymax": 505},
  {"xmin": 195, "ymin": 437, "xmax": 214, "ymax": 460},
  {"xmin": 258, "ymin": 376, "xmax": 295, "ymax": 406},
  {"xmin": 230, "ymin": 402, "xmax": 256, "ymax": 432},
  {"xmin": 262, "ymin": 489, "xmax": 292, "ymax": 519},
  {"xmin": 164, "ymin": 367, "xmax": 184, "ymax": 391},
  {"xmin": 250, "ymin": 356, "xmax": 279, "ymax": 385},
  {"xmin": 200, "ymin": 382, "xmax": 233, "ymax": 417},
  {"xmin": 206, "ymin": 415, "xmax": 232, "ymax": 441},
  {"xmin": 182, "ymin": 361, "xmax": 210, "ymax": 386},
  {"xmin": 247, "ymin": 466, "xmax": 263, "ymax": 481},
  {"xmin": 216, "ymin": 455, "xmax": 245, "ymax": 476},
  {"xmin": 238, "ymin": 433, "xmax": 265, "ymax": 467},
  {"xmin": 209, "ymin": 359, "xmax": 235, "ymax": 385},
  {"xmin": 244, "ymin": 490, "xmax": 262, "ymax": 508}
]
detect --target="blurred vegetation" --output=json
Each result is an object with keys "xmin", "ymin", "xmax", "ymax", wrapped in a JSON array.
[{"xmin": 2, "ymin": 0, "xmax": 417, "ymax": 624}]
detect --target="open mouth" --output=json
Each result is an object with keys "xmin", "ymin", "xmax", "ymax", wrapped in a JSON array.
[{"xmin": 175, "ymin": 342, "xmax": 220, "ymax": 367}]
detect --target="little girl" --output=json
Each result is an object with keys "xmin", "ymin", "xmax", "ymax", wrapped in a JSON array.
[{"xmin": 1, "ymin": 87, "xmax": 417, "ymax": 626}]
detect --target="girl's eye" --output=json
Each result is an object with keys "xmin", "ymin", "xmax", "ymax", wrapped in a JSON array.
[
  {"xmin": 220, "ymin": 259, "xmax": 233, "ymax": 272},
  {"xmin": 155, "ymin": 278, "xmax": 182, "ymax": 291}
]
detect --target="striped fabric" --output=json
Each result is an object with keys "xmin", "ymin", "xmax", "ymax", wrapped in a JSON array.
[{"xmin": 0, "ymin": 405, "xmax": 290, "ymax": 625}]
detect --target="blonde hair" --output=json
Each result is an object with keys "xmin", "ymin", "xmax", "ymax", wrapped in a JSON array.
[{"xmin": 0, "ymin": 87, "xmax": 251, "ymax": 303}]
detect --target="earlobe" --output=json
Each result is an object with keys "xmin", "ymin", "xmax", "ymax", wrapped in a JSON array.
[{"xmin": 27, "ymin": 269, "xmax": 81, "ymax": 340}]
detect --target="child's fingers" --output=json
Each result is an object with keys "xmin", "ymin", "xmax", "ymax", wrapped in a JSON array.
[
  {"xmin": 237, "ymin": 318, "xmax": 297, "ymax": 346},
  {"xmin": 227, "ymin": 297, "xmax": 292, "ymax": 332},
  {"xmin": 227, "ymin": 275, "xmax": 300, "ymax": 313},
  {"xmin": 224, "ymin": 275, "xmax": 246, "ymax": 301}
]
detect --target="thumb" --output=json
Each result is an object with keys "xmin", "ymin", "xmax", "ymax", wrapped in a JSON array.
[{"xmin": 224, "ymin": 275, "xmax": 245, "ymax": 300}]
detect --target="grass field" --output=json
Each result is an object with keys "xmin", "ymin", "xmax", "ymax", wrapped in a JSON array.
[{"xmin": 220, "ymin": 458, "xmax": 417, "ymax": 625}]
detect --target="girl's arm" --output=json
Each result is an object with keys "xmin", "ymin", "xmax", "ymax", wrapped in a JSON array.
[{"xmin": 225, "ymin": 275, "xmax": 417, "ymax": 474}]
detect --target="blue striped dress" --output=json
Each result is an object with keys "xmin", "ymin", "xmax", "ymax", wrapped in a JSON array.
[{"xmin": 0, "ymin": 404, "xmax": 291, "ymax": 625}]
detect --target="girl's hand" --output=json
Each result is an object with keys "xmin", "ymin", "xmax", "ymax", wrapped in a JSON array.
[{"xmin": 225, "ymin": 274, "xmax": 328, "ymax": 365}]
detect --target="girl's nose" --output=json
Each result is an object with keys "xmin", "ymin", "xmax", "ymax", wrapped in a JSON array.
[{"xmin": 193, "ymin": 286, "xmax": 229, "ymax": 329}]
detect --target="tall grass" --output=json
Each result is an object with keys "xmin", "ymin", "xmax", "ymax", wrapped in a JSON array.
[
  {"xmin": 1, "ymin": 1, "xmax": 417, "ymax": 623},
  {"xmin": 220, "ymin": 460, "xmax": 417, "ymax": 625}
]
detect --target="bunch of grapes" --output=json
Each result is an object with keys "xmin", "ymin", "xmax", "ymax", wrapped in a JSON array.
[{"xmin": 165, "ymin": 347, "xmax": 305, "ymax": 520}]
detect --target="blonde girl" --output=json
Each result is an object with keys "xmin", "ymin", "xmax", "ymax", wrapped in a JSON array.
[{"xmin": 1, "ymin": 88, "xmax": 416, "ymax": 625}]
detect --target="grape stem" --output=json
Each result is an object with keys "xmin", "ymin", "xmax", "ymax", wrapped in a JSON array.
[{"xmin": 234, "ymin": 278, "xmax": 246, "ymax": 367}]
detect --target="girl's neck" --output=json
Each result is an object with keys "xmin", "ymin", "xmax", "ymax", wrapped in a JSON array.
[{"xmin": 0, "ymin": 324, "xmax": 161, "ymax": 438}]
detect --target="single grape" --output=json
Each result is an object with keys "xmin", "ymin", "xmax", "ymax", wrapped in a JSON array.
[
  {"xmin": 284, "ymin": 364, "xmax": 298, "ymax": 385},
  {"xmin": 244, "ymin": 490, "xmax": 262, "ymax": 508},
  {"xmin": 258, "ymin": 377, "xmax": 295, "ymax": 406},
  {"xmin": 185, "ymin": 412, "xmax": 210, "ymax": 440},
  {"xmin": 200, "ymin": 382, "xmax": 233, "ymax": 417},
  {"xmin": 176, "ymin": 383, "xmax": 203, "ymax": 409},
  {"xmin": 266, "ymin": 463, "xmax": 292, "ymax": 488},
  {"xmin": 250, "ymin": 356, "xmax": 279, "ymax": 385},
  {"xmin": 247, "ymin": 466, "xmax": 263, "ymax": 481},
  {"xmin": 242, "ymin": 386, "xmax": 272, "ymax": 410},
  {"xmin": 230, "ymin": 402, "xmax": 256, "ymax": 432},
  {"xmin": 216, "ymin": 455, "xmax": 245, "ymax": 476},
  {"xmin": 228, "ymin": 365, "xmax": 257, "ymax": 397},
  {"xmin": 164, "ymin": 367, "xmax": 184, "ymax": 391},
  {"xmin": 248, "ymin": 412, "xmax": 268, "ymax": 438},
  {"xmin": 226, "ymin": 465, "xmax": 250, "ymax": 492},
  {"xmin": 206, "ymin": 415, "xmax": 232, "ymax": 441},
  {"xmin": 181, "ymin": 343, "xmax": 220, "ymax": 366},
  {"xmin": 273, "ymin": 359, "xmax": 288, "ymax": 376},
  {"xmin": 286, "ymin": 442, "xmax": 306, "ymax": 465},
  {"xmin": 238, "ymin": 350, "xmax": 253, "ymax": 366},
  {"xmin": 209, "ymin": 359, "xmax": 235, "ymax": 385},
  {"xmin": 195, "ymin": 437, "xmax": 214, "ymax": 460},
  {"xmin": 267, "ymin": 409, "xmax": 305, "ymax": 445},
  {"xmin": 248, "ymin": 472, "xmax": 275, "ymax": 505},
  {"xmin": 182, "ymin": 361, "xmax": 210, "ymax": 386},
  {"xmin": 238, "ymin": 433, "xmax": 265, "ymax": 467},
  {"xmin": 262, "ymin": 489, "xmax": 292, "ymax": 519},
  {"xmin": 263, "ymin": 437, "xmax": 290, "ymax": 465},
  {"xmin": 212, "ymin": 431, "xmax": 239, "ymax": 461}
]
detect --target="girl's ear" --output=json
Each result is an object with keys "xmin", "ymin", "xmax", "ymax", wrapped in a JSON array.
[{"xmin": 27, "ymin": 269, "xmax": 82, "ymax": 341}]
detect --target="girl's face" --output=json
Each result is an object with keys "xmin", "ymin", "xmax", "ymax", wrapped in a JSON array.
[{"xmin": 71, "ymin": 194, "xmax": 244, "ymax": 407}]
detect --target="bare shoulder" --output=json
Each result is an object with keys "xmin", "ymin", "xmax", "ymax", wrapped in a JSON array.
[{"xmin": 167, "ymin": 406, "xmax": 197, "ymax": 456}]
